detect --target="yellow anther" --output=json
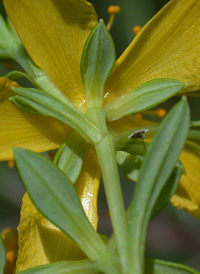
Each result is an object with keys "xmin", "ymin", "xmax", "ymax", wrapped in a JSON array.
[
  {"xmin": 141, "ymin": 108, "xmax": 167, "ymax": 118},
  {"xmin": 157, "ymin": 108, "xmax": 166, "ymax": 118},
  {"xmin": 8, "ymin": 160, "xmax": 15, "ymax": 168},
  {"xmin": 132, "ymin": 25, "xmax": 142, "ymax": 35},
  {"xmin": 107, "ymin": 5, "xmax": 121, "ymax": 14},
  {"xmin": 106, "ymin": 5, "xmax": 121, "ymax": 31},
  {"xmin": 135, "ymin": 113, "xmax": 142, "ymax": 119}
]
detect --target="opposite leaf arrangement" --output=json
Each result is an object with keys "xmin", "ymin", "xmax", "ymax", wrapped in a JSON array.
[{"xmin": 0, "ymin": 0, "xmax": 200, "ymax": 274}]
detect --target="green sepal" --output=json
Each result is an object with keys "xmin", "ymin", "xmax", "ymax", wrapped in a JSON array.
[
  {"xmin": 16, "ymin": 260, "xmax": 98, "ymax": 274},
  {"xmin": 127, "ymin": 97, "xmax": 190, "ymax": 273},
  {"xmin": 54, "ymin": 132, "xmax": 87, "ymax": 183},
  {"xmin": 81, "ymin": 20, "xmax": 116, "ymax": 108},
  {"xmin": 5, "ymin": 70, "xmax": 31, "ymax": 82},
  {"xmin": 145, "ymin": 258, "xmax": 200, "ymax": 274},
  {"xmin": 186, "ymin": 141, "xmax": 200, "ymax": 156},
  {"xmin": 0, "ymin": 234, "xmax": 6, "ymax": 274},
  {"xmin": 105, "ymin": 79, "xmax": 185, "ymax": 121},
  {"xmin": 11, "ymin": 87, "xmax": 102, "ymax": 144},
  {"xmin": 14, "ymin": 148, "xmax": 106, "ymax": 260}
]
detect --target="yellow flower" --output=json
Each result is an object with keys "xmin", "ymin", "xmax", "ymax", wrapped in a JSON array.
[{"xmin": 0, "ymin": 0, "xmax": 200, "ymax": 271}]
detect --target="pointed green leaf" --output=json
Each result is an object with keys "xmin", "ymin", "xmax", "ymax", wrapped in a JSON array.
[
  {"xmin": 11, "ymin": 88, "xmax": 102, "ymax": 143},
  {"xmin": 17, "ymin": 260, "xmax": 98, "ymax": 274},
  {"xmin": 0, "ymin": 234, "xmax": 6, "ymax": 274},
  {"xmin": 81, "ymin": 20, "xmax": 116, "ymax": 107},
  {"xmin": 54, "ymin": 132, "xmax": 87, "ymax": 183},
  {"xmin": 14, "ymin": 148, "xmax": 106, "ymax": 260},
  {"xmin": 127, "ymin": 97, "xmax": 190, "ymax": 273},
  {"xmin": 10, "ymin": 96, "xmax": 44, "ymax": 116},
  {"xmin": 145, "ymin": 258, "xmax": 199, "ymax": 274},
  {"xmin": 105, "ymin": 79, "xmax": 185, "ymax": 121}
]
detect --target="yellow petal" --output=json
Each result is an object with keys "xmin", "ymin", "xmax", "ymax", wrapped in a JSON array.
[
  {"xmin": 2, "ymin": 228, "xmax": 18, "ymax": 274},
  {"xmin": 16, "ymin": 146, "xmax": 100, "ymax": 271},
  {"xmin": 3, "ymin": 0, "xmax": 97, "ymax": 105},
  {"xmin": 75, "ymin": 145, "xmax": 101, "ymax": 229},
  {"xmin": 0, "ymin": 77, "xmax": 71, "ymax": 161},
  {"xmin": 105, "ymin": 0, "xmax": 200, "ymax": 103},
  {"xmin": 171, "ymin": 145, "xmax": 200, "ymax": 218}
]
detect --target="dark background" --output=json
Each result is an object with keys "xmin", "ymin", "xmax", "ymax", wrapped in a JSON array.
[{"xmin": 0, "ymin": 0, "xmax": 200, "ymax": 270}]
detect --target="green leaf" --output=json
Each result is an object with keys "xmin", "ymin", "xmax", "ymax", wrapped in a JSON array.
[
  {"xmin": 145, "ymin": 258, "xmax": 200, "ymax": 274},
  {"xmin": 127, "ymin": 97, "xmax": 190, "ymax": 273},
  {"xmin": 11, "ymin": 88, "xmax": 102, "ymax": 144},
  {"xmin": 54, "ymin": 132, "xmax": 87, "ymax": 183},
  {"xmin": 116, "ymin": 151, "xmax": 142, "ymax": 182},
  {"xmin": 81, "ymin": 20, "xmax": 116, "ymax": 107},
  {"xmin": 151, "ymin": 164, "xmax": 183, "ymax": 218},
  {"xmin": 10, "ymin": 96, "xmax": 44, "ymax": 116},
  {"xmin": 186, "ymin": 141, "xmax": 200, "ymax": 156},
  {"xmin": 17, "ymin": 260, "xmax": 98, "ymax": 274},
  {"xmin": 105, "ymin": 79, "xmax": 185, "ymax": 121},
  {"xmin": 0, "ymin": 234, "xmax": 6, "ymax": 274},
  {"xmin": 14, "ymin": 148, "xmax": 106, "ymax": 260}
]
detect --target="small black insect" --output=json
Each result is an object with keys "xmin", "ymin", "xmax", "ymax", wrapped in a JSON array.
[{"xmin": 128, "ymin": 129, "xmax": 148, "ymax": 140}]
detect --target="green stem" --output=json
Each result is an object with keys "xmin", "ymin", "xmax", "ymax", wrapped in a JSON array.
[{"xmin": 88, "ymin": 108, "xmax": 129, "ymax": 273}]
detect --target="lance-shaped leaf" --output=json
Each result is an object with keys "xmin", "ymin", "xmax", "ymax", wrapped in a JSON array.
[
  {"xmin": 81, "ymin": 20, "xmax": 116, "ymax": 107},
  {"xmin": 17, "ymin": 260, "xmax": 98, "ymax": 274},
  {"xmin": 14, "ymin": 148, "xmax": 106, "ymax": 260},
  {"xmin": 105, "ymin": 79, "xmax": 184, "ymax": 121},
  {"xmin": 11, "ymin": 88, "xmax": 102, "ymax": 143},
  {"xmin": 53, "ymin": 132, "xmax": 86, "ymax": 183},
  {"xmin": 0, "ymin": 234, "xmax": 6, "ymax": 274},
  {"xmin": 127, "ymin": 97, "xmax": 190, "ymax": 273},
  {"xmin": 145, "ymin": 258, "xmax": 199, "ymax": 274}
]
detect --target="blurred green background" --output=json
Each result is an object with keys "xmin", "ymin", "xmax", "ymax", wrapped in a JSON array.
[{"xmin": 0, "ymin": 0, "xmax": 200, "ymax": 271}]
